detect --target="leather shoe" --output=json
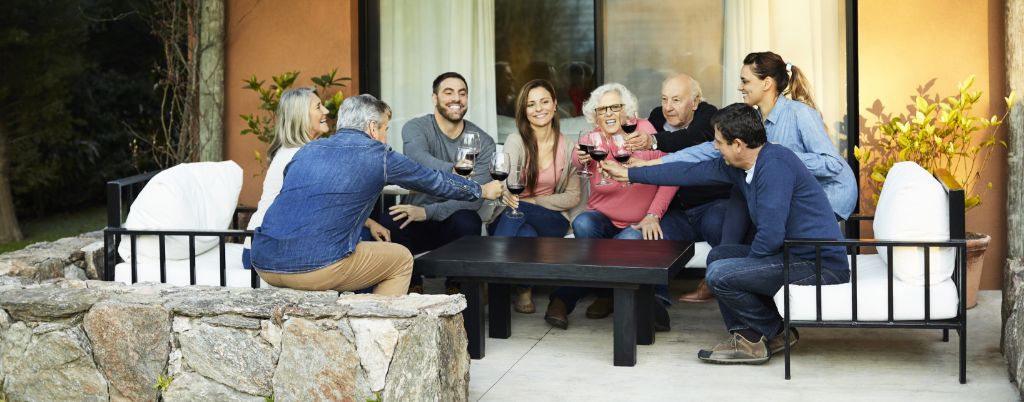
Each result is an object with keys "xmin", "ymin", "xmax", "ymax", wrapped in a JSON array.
[
  {"xmin": 678, "ymin": 279, "xmax": 714, "ymax": 303},
  {"xmin": 585, "ymin": 297, "xmax": 614, "ymax": 319},
  {"xmin": 545, "ymin": 298, "xmax": 569, "ymax": 329},
  {"xmin": 514, "ymin": 287, "xmax": 535, "ymax": 314}
]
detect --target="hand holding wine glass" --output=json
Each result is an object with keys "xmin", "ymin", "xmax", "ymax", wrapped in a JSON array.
[
  {"xmin": 489, "ymin": 152, "xmax": 510, "ymax": 206},
  {"xmin": 590, "ymin": 133, "xmax": 612, "ymax": 186},
  {"xmin": 505, "ymin": 164, "xmax": 525, "ymax": 218},
  {"xmin": 576, "ymin": 131, "xmax": 594, "ymax": 177},
  {"xmin": 611, "ymin": 133, "xmax": 632, "ymax": 187}
]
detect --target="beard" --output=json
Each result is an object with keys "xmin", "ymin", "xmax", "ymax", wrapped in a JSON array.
[{"xmin": 436, "ymin": 101, "xmax": 468, "ymax": 123}]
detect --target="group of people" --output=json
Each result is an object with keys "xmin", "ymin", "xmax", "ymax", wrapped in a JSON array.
[{"xmin": 246, "ymin": 50, "xmax": 857, "ymax": 366}]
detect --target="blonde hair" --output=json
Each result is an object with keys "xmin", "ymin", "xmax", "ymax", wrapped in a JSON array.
[
  {"xmin": 269, "ymin": 87, "xmax": 317, "ymax": 158},
  {"xmin": 581, "ymin": 83, "xmax": 639, "ymax": 126}
]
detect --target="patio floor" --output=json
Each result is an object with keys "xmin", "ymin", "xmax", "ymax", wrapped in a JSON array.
[{"xmin": 439, "ymin": 279, "xmax": 1018, "ymax": 401}]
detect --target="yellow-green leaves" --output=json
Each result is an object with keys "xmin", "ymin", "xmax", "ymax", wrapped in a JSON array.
[{"xmin": 1007, "ymin": 90, "xmax": 1017, "ymax": 110}]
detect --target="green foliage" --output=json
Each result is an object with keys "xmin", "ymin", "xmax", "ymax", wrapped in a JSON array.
[
  {"xmin": 0, "ymin": 0, "xmax": 161, "ymax": 218},
  {"xmin": 366, "ymin": 392, "xmax": 382, "ymax": 402},
  {"xmin": 154, "ymin": 375, "xmax": 173, "ymax": 392},
  {"xmin": 265, "ymin": 395, "xmax": 275, "ymax": 402},
  {"xmin": 856, "ymin": 76, "xmax": 1016, "ymax": 212},
  {"xmin": 239, "ymin": 69, "xmax": 351, "ymax": 146}
]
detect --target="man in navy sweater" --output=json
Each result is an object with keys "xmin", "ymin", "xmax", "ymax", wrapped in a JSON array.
[{"xmin": 602, "ymin": 103, "xmax": 849, "ymax": 364}]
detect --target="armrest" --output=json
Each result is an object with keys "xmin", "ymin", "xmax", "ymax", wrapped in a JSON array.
[{"xmin": 846, "ymin": 214, "xmax": 874, "ymax": 222}]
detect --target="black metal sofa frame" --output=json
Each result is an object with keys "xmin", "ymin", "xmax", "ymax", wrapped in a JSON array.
[
  {"xmin": 102, "ymin": 171, "xmax": 261, "ymax": 288},
  {"xmin": 782, "ymin": 169, "xmax": 968, "ymax": 383}
]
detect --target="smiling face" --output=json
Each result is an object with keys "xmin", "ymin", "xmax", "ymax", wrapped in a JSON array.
[
  {"xmin": 661, "ymin": 77, "xmax": 698, "ymax": 128},
  {"xmin": 432, "ymin": 77, "xmax": 469, "ymax": 123},
  {"xmin": 738, "ymin": 64, "xmax": 771, "ymax": 106},
  {"xmin": 308, "ymin": 96, "xmax": 330, "ymax": 137},
  {"xmin": 524, "ymin": 86, "xmax": 556, "ymax": 129},
  {"xmin": 712, "ymin": 127, "xmax": 744, "ymax": 167},
  {"xmin": 595, "ymin": 91, "xmax": 625, "ymax": 135}
]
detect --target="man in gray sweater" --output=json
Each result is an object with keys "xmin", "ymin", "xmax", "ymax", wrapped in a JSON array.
[{"xmin": 381, "ymin": 72, "xmax": 496, "ymax": 293}]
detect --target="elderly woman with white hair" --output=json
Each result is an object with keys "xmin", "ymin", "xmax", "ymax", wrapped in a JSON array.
[{"xmin": 544, "ymin": 83, "xmax": 679, "ymax": 330}]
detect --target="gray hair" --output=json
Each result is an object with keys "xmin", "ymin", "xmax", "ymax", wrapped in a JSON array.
[
  {"xmin": 269, "ymin": 87, "xmax": 317, "ymax": 158},
  {"xmin": 335, "ymin": 94, "xmax": 393, "ymax": 131},
  {"xmin": 581, "ymin": 83, "xmax": 640, "ymax": 126},
  {"xmin": 662, "ymin": 74, "xmax": 704, "ymax": 102}
]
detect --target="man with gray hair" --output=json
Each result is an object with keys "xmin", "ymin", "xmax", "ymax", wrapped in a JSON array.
[
  {"xmin": 626, "ymin": 73, "xmax": 732, "ymax": 304},
  {"xmin": 251, "ymin": 94, "xmax": 502, "ymax": 295}
]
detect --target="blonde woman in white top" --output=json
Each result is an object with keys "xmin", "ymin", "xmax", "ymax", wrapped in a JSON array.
[{"xmin": 243, "ymin": 88, "xmax": 389, "ymax": 268}]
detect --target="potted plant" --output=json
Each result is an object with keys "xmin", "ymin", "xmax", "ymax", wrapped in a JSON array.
[{"xmin": 856, "ymin": 75, "xmax": 1016, "ymax": 308}]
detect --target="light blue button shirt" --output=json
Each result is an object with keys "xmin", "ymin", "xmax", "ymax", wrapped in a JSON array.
[{"xmin": 662, "ymin": 97, "xmax": 857, "ymax": 218}]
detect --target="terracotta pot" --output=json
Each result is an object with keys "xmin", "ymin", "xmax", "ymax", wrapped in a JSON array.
[{"xmin": 965, "ymin": 232, "xmax": 991, "ymax": 309}]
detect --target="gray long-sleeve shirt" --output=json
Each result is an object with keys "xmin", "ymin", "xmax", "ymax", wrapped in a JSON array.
[{"xmin": 402, "ymin": 114, "xmax": 496, "ymax": 220}]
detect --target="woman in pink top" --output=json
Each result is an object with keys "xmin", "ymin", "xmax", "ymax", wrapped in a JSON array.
[
  {"xmin": 545, "ymin": 83, "xmax": 678, "ymax": 330},
  {"xmin": 488, "ymin": 79, "xmax": 581, "ymax": 314}
]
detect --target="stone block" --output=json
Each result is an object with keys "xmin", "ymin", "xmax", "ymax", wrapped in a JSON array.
[
  {"xmin": 84, "ymin": 301, "xmax": 172, "ymax": 402},
  {"xmin": 162, "ymin": 372, "xmax": 264, "ymax": 402},
  {"xmin": 274, "ymin": 317, "xmax": 371, "ymax": 401},
  {"xmin": 2, "ymin": 326, "xmax": 109, "ymax": 401},
  {"xmin": 178, "ymin": 321, "xmax": 276, "ymax": 396}
]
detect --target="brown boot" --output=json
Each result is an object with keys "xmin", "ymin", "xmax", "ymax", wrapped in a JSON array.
[
  {"xmin": 678, "ymin": 279, "xmax": 714, "ymax": 303},
  {"xmin": 544, "ymin": 298, "xmax": 569, "ymax": 329},
  {"xmin": 585, "ymin": 297, "xmax": 614, "ymax": 319},
  {"xmin": 514, "ymin": 287, "xmax": 535, "ymax": 314}
]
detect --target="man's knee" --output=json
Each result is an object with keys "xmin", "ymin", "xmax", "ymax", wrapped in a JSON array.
[{"xmin": 446, "ymin": 210, "xmax": 483, "ymax": 236}]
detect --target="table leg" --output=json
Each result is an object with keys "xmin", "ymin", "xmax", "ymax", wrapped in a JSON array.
[
  {"xmin": 637, "ymin": 285, "xmax": 655, "ymax": 346},
  {"xmin": 613, "ymin": 287, "xmax": 637, "ymax": 367},
  {"xmin": 463, "ymin": 280, "xmax": 486, "ymax": 359},
  {"xmin": 488, "ymin": 283, "xmax": 511, "ymax": 339}
]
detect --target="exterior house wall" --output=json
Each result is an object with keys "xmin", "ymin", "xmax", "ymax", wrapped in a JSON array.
[
  {"xmin": 860, "ymin": 0, "xmax": 1007, "ymax": 289},
  {"xmin": 224, "ymin": 0, "xmax": 360, "ymax": 206}
]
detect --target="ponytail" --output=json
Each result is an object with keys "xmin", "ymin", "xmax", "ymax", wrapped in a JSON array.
[{"xmin": 742, "ymin": 51, "xmax": 818, "ymax": 111}]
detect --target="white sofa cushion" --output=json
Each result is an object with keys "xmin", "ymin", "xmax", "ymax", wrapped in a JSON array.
[
  {"xmin": 685, "ymin": 241, "xmax": 711, "ymax": 268},
  {"xmin": 117, "ymin": 161, "xmax": 243, "ymax": 262},
  {"xmin": 873, "ymin": 161, "xmax": 955, "ymax": 286},
  {"xmin": 115, "ymin": 243, "xmax": 271, "ymax": 288},
  {"xmin": 773, "ymin": 254, "xmax": 958, "ymax": 321}
]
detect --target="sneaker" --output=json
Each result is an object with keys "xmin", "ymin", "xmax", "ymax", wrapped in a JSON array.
[
  {"xmin": 585, "ymin": 297, "xmax": 614, "ymax": 319},
  {"xmin": 697, "ymin": 333, "xmax": 770, "ymax": 365},
  {"xmin": 767, "ymin": 328, "xmax": 800, "ymax": 355}
]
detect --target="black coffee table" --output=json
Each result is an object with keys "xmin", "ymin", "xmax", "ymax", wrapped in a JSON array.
[{"xmin": 414, "ymin": 236, "xmax": 694, "ymax": 366}]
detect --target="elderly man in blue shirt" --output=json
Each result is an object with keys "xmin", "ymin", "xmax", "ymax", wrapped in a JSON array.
[
  {"xmin": 251, "ymin": 95, "xmax": 502, "ymax": 296},
  {"xmin": 602, "ymin": 103, "xmax": 850, "ymax": 364}
]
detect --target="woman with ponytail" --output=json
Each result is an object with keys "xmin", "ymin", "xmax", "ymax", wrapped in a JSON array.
[{"xmin": 644, "ymin": 51, "xmax": 858, "ymax": 303}]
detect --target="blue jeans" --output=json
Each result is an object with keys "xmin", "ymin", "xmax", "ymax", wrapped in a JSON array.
[
  {"xmin": 551, "ymin": 211, "xmax": 673, "ymax": 311},
  {"xmin": 381, "ymin": 209, "xmax": 481, "ymax": 286},
  {"xmin": 659, "ymin": 199, "xmax": 728, "ymax": 247},
  {"xmin": 488, "ymin": 202, "xmax": 569, "ymax": 238},
  {"xmin": 705, "ymin": 244, "xmax": 849, "ymax": 337}
]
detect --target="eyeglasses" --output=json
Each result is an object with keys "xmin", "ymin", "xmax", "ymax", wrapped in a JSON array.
[{"xmin": 594, "ymin": 104, "xmax": 624, "ymax": 114}]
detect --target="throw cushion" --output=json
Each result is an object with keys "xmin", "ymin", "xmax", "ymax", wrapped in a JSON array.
[
  {"xmin": 117, "ymin": 161, "xmax": 243, "ymax": 262},
  {"xmin": 873, "ymin": 161, "xmax": 955, "ymax": 285}
]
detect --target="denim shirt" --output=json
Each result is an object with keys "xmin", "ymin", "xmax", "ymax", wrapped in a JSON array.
[
  {"xmin": 251, "ymin": 129, "xmax": 482, "ymax": 273},
  {"xmin": 660, "ymin": 97, "xmax": 857, "ymax": 219}
]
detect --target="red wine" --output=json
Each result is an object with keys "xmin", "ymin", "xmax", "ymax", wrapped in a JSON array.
[
  {"xmin": 589, "ymin": 150, "xmax": 608, "ymax": 161},
  {"xmin": 578, "ymin": 143, "xmax": 595, "ymax": 153},
  {"xmin": 614, "ymin": 153, "xmax": 631, "ymax": 163},
  {"xmin": 622, "ymin": 123, "xmax": 638, "ymax": 134},
  {"xmin": 507, "ymin": 184, "xmax": 526, "ymax": 195},
  {"xmin": 490, "ymin": 171, "xmax": 509, "ymax": 181},
  {"xmin": 454, "ymin": 166, "xmax": 473, "ymax": 176}
]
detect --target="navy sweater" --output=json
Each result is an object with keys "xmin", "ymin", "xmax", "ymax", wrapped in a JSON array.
[{"xmin": 629, "ymin": 143, "xmax": 848, "ymax": 272}]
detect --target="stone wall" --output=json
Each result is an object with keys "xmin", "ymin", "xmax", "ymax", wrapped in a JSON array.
[
  {"xmin": 1003, "ymin": 258, "xmax": 1024, "ymax": 398},
  {"xmin": 0, "ymin": 234, "xmax": 470, "ymax": 401}
]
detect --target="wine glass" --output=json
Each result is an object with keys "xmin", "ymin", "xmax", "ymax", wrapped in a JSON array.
[
  {"xmin": 461, "ymin": 131, "xmax": 481, "ymax": 160},
  {"xmin": 621, "ymin": 111, "xmax": 640, "ymax": 134},
  {"xmin": 454, "ymin": 147, "xmax": 475, "ymax": 177},
  {"xmin": 489, "ymin": 152, "xmax": 510, "ymax": 206},
  {"xmin": 577, "ymin": 131, "xmax": 594, "ymax": 177},
  {"xmin": 505, "ymin": 164, "xmax": 525, "ymax": 218},
  {"xmin": 611, "ymin": 133, "xmax": 632, "ymax": 187},
  {"xmin": 590, "ymin": 133, "xmax": 612, "ymax": 186}
]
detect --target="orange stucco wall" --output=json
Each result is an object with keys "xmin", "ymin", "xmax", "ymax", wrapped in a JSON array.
[
  {"xmin": 859, "ymin": 0, "xmax": 1008, "ymax": 289},
  {"xmin": 224, "ymin": 0, "xmax": 360, "ymax": 207}
]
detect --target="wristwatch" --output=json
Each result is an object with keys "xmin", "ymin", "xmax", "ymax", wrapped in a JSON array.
[{"xmin": 650, "ymin": 134, "xmax": 659, "ymax": 150}]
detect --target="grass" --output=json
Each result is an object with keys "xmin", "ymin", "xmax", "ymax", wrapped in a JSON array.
[{"xmin": 0, "ymin": 206, "xmax": 106, "ymax": 254}]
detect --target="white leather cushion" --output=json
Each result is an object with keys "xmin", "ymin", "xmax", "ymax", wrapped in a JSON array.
[
  {"xmin": 117, "ymin": 161, "xmax": 243, "ymax": 262},
  {"xmin": 873, "ymin": 162, "xmax": 955, "ymax": 285},
  {"xmin": 115, "ymin": 243, "xmax": 272, "ymax": 288},
  {"xmin": 774, "ymin": 254, "xmax": 958, "ymax": 320},
  {"xmin": 685, "ymin": 241, "xmax": 711, "ymax": 268}
]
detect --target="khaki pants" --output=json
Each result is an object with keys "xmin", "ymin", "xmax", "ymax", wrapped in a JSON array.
[{"xmin": 257, "ymin": 242, "xmax": 413, "ymax": 296}]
